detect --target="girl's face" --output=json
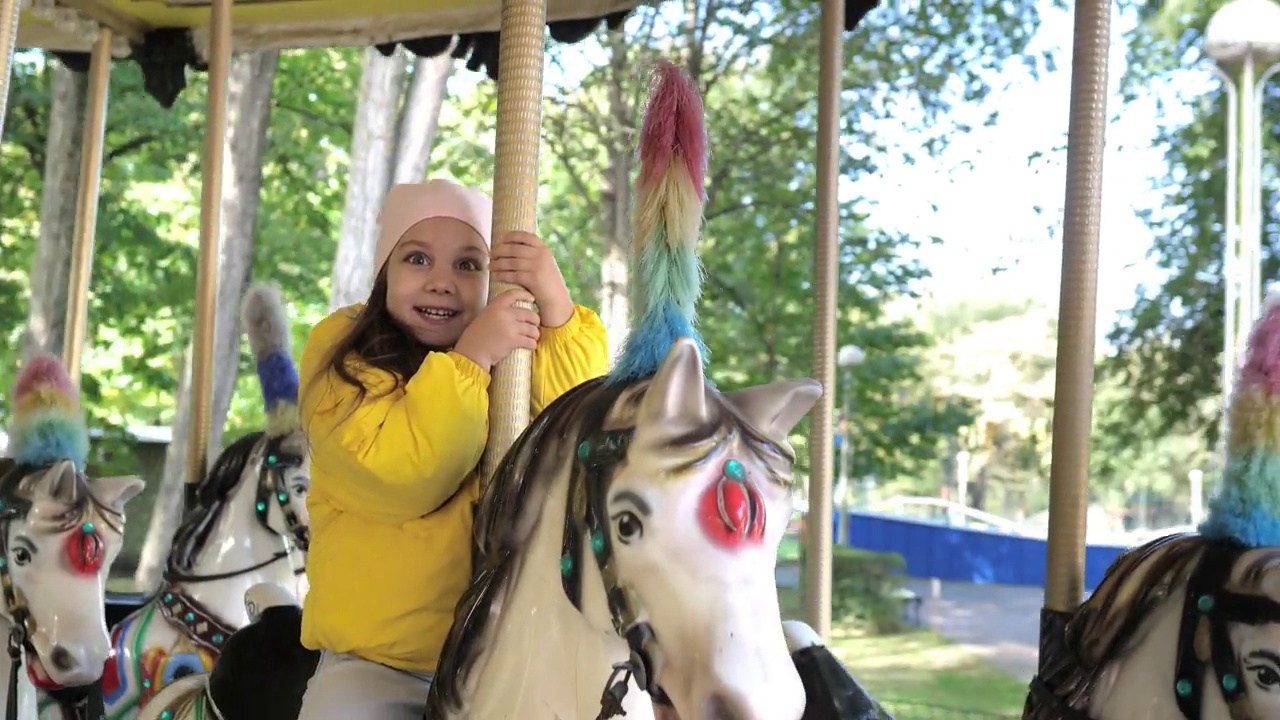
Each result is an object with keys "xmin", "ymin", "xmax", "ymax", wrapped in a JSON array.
[{"xmin": 384, "ymin": 217, "xmax": 489, "ymax": 347}]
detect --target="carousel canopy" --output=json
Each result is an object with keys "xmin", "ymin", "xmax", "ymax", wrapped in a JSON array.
[{"xmin": 16, "ymin": 0, "xmax": 646, "ymax": 105}]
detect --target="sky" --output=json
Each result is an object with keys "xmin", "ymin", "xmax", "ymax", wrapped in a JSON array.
[
  {"xmin": 857, "ymin": 1, "xmax": 1218, "ymax": 344},
  {"xmin": 447, "ymin": 0, "xmax": 1221, "ymax": 346}
]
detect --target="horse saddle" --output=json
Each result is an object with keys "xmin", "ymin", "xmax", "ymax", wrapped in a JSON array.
[
  {"xmin": 792, "ymin": 643, "xmax": 895, "ymax": 720},
  {"xmin": 206, "ymin": 605, "xmax": 320, "ymax": 720}
]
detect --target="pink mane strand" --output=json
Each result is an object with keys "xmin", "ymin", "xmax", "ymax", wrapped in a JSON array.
[
  {"xmin": 638, "ymin": 61, "xmax": 708, "ymax": 195},
  {"xmin": 12, "ymin": 354, "xmax": 76, "ymax": 402},
  {"xmin": 1239, "ymin": 301, "xmax": 1280, "ymax": 395}
]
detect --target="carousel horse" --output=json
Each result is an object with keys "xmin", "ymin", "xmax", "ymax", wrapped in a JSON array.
[
  {"xmin": 1025, "ymin": 295, "xmax": 1280, "ymax": 720},
  {"xmin": 100, "ymin": 283, "xmax": 310, "ymax": 719},
  {"xmin": 0, "ymin": 354, "xmax": 144, "ymax": 720},
  {"xmin": 138, "ymin": 60, "xmax": 889, "ymax": 720}
]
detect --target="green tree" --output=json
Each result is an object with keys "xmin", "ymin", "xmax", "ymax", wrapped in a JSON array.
[{"xmin": 1104, "ymin": 0, "xmax": 1280, "ymax": 446}]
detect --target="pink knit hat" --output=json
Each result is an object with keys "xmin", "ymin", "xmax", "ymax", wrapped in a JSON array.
[{"xmin": 372, "ymin": 179, "xmax": 493, "ymax": 278}]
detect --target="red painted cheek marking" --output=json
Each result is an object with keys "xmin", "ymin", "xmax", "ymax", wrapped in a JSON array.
[
  {"xmin": 696, "ymin": 460, "xmax": 767, "ymax": 550},
  {"xmin": 65, "ymin": 522, "xmax": 105, "ymax": 575}
]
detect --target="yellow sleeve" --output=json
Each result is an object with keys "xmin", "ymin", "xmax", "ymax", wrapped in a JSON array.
[
  {"xmin": 531, "ymin": 304, "xmax": 610, "ymax": 415},
  {"xmin": 299, "ymin": 309, "xmax": 491, "ymax": 524}
]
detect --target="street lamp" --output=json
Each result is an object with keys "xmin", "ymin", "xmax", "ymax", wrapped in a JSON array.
[
  {"xmin": 1204, "ymin": 0, "xmax": 1280, "ymax": 464},
  {"xmin": 835, "ymin": 344, "xmax": 864, "ymax": 544}
]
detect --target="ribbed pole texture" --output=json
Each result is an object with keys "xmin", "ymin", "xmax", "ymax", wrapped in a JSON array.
[
  {"xmin": 63, "ymin": 28, "xmax": 114, "ymax": 387},
  {"xmin": 187, "ymin": 0, "xmax": 233, "ymax": 488},
  {"xmin": 805, "ymin": 0, "xmax": 843, "ymax": 642},
  {"xmin": 0, "ymin": 0, "xmax": 20, "ymax": 139},
  {"xmin": 479, "ymin": 0, "xmax": 546, "ymax": 485},
  {"xmin": 1043, "ymin": 0, "xmax": 1112, "ymax": 613}
]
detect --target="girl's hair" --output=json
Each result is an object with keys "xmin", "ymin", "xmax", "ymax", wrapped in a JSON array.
[{"xmin": 316, "ymin": 268, "xmax": 441, "ymax": 407}]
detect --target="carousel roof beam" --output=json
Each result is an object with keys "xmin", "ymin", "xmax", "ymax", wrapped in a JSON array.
[{"xmin": 56, "ymin": 0, "xmax": 146, "ymax": 44}]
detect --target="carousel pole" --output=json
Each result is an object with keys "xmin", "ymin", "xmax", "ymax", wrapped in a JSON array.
[
  {"xmin": 63, "ymin": 27, "xmax": 114, "ymax": 387},
  {"xmin": 477, "ymin": 0, "xmax": 546, "ymax": 484},
  {"xmin": 1040, "ymin": 0, "xmax": 1112, "ymax": 625},
  {"xmin": 805, "ymin": 0, "xmax": 844, "ymax": 642},
  {"xmin": 186, "ymin": 0, "xmax": 233, "ymax": 487},
  {"xmin": 0, "ymin": 0, "xmax": 20, "ymax": 138}
]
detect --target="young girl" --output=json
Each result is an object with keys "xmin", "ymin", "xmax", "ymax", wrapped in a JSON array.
[{"xmin": 296, "ymin": 178, "xmax": 609, "ymax": 719}]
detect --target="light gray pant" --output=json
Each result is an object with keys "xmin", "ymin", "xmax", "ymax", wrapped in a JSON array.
[{"xmin": 296, "ymin": 651, "xmax": 433, "ymax": 720}]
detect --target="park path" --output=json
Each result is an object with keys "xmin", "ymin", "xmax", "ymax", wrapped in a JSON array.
[{"xmin": 776, "ymin": 565, "xmax": 1045, "ymax": 682}]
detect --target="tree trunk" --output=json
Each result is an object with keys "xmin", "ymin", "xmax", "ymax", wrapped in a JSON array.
[
  {"xmin": 23, "ymin": 61, "xmax": 88, "ymax": 360},
  {"xmin": 599, "ymin": 35, "xmax": 632, "ymax": 360},
  {"xmin": 391, "ymin": 55, "xmax": 453, "ymax": 185},
  {"xmin": 329, "ymin": 49, "xmax": 409, "ymax": 310},
  {"xmin": 134, "ymin": 51, "xmax": 281, "ymax": 589}
]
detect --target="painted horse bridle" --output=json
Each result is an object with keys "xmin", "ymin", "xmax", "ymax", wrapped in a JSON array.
[
  {"xmin": 566, "ymin": 424, "xmax": 766, "ymax": 720},
  {"xmin": 1030, "ymin": 539, "xmax": 1280, "ymax": 720},
  {"xmin": 164, "ymin": 435, "xmax": 309, "ymax": 586},
  {"xmin": 0, "ymin": 463, "xmax": 107, "ymax": 720}
]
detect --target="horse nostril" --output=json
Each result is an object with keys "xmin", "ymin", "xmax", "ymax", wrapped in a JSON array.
[
  {"xmin": 703, "ymin": 693, "xmax": 743, "ymax": 720},
  {"xmin": 49, "ymin": 645, "xmax": 75, "ymax": 672}
]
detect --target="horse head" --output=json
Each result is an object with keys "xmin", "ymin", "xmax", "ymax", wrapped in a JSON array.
[
  {"xmin": 1, "ymin": 355, "xmax": 143, "ymax": 690},
  {"xmin": 593, "ymin": 337, "xmax": 819, "ymax": 719},
  {"xmin": 1030, "ymin": 296, "xmax": 1280, "ymax": 720}
]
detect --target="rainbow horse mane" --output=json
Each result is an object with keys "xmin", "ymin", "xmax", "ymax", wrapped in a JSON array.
[
  {"xmin": 1201, "ymin": 293, "xmax": 1280, "ymax": 546},
  {"xmin": 6, "ymin": 354, "xmax": 90, "ymax": 472},
  {"xmin": 608, "ymin": 61, "xmax": 710, "ymax": 385},
  {"xmin": 241, "ymin": 282, "xmax": 301, "ymax": 437}
]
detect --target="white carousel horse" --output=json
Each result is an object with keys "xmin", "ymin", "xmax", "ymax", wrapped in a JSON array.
[
  {"xmin": 139, "ymin": 61, "xmax": 885, "ymax": 720},
  {"xmin": 1026, "ymin": 296, "xmax": 1280, "ymax": 720},
  {"xmin": 0, "ymin": 354, "xmax": 144, "ymax": 720},
  {"xmin": 100, "ymin": 283, "xmax": 311, "ymax": 718}
]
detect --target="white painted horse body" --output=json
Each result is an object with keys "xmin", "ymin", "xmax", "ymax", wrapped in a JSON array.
[
  {"xmin": 1026, "ymin": 534, "xmax": 1280, "ymax": 720},
  {"xmin": 0, "ymin": 353, "xmax": 145, "ymax": 720},
  {"xmin": 102, "ymin": 282, "xmax": 311, "ymax": 718},
  {"xmin": 427, "ymin": 338, "xmax": 819, "ymax": 720},
  {"xmin": 99, "ymin": 431, "xmax": 308, "ymax": 718}
]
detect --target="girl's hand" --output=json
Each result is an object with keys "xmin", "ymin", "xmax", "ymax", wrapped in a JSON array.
[
  {"xmin": 454, "ymin": 289, "xmax": 541, "ymax": 371},
  {"xmin": 489, "ymin": 231, "xmax": 574, "ymax": 328}
]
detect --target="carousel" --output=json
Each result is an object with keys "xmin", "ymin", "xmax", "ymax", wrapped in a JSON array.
[{"xmin": 0, "ymin": 0, "xmax": 1236, "ymax": 718}]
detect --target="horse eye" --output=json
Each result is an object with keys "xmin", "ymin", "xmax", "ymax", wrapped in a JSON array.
[
  {"xmin": 1247, "ymin": 663, "xmax": 1280, "ymax": 690},
  {"xmin": 613, "ymin": 512, "xmax": 644, "ymax": 544}
]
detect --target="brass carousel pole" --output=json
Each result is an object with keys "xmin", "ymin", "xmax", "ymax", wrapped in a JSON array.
[
  {"xmin": 806, "ymin": 0, "xmax": 844, "ymax": 642},
  {"xmin": 1041, "ymin": 0, "xmax": 1112, "ymax": 618},
  {"xmin": 0, "ymin": 0, "xmax": 20, "ymax": 137},
  {"xmin": 478, "ymin": 0, "xmax": 546, "ymax": 484},
  {"xmin": 187, "ymin": 0, "xmax": 233, "ymax": 487},
  {"xmin": 63, "ymin": 27, "xmax": 114, "ymax": 386}
]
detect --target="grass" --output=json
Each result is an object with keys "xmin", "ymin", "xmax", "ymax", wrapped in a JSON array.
[{"xmin": 777, "ymin": 572, "xmax": 1027, "ymax": 719}]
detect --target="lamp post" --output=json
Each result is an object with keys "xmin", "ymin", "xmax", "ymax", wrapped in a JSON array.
[
  {"xmin": 835, "ymin": 344, "xmax": 865, "ymax": 545},
  {"xmin": 1203, "ymin": 0, "xmax": 1280, "ymax": 466}
]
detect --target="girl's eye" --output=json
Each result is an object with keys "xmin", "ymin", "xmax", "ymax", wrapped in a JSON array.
[
  {"xmin": 405, "ymin": 252, "xmax": 429, "ymax": 266},
  {"xmin": 459, "ymin": 259, "xmax": 481, "ymax": 271}
]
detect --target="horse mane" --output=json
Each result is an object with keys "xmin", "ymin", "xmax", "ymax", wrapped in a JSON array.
[
  {"xmin": 0, "ymin": 457, "xmax": 126, "ymax": 537},
  {"xmin": 425, "ymin": 372, "xmax": 795, "ymax": 716},
  {"xmin": 1026, "ymin": 533, "xmax": 1208, "ymax": 718},
  {"xmin": 167, "ymin": 431, "xmax": 265, "ymax": 575}
]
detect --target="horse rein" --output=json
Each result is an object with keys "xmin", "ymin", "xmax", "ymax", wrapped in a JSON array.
[
  {"xmin": 1030, "ymin": 539, "xmax": 1280, "ymax": 720},
  {"xmin": 564, "ymin": 427, "xmax": 674, "ymax": 720},
  {"xmin": 0, "ymin": 464, "xmax": 104, "ymax": 720},
  {"xmin": 164, "ymin": 436, "xmax": 308, "ymax": 586}
]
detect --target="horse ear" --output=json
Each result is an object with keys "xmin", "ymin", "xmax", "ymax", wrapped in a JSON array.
[
  {"xmin": 635, "ymin": 338, "xmax": 711, "ymax": 432},
  {"xmin": 93, "ymin": 475, "xmax": 145, "ymax": 513},
  {"xmin": 723, "ymin": 379, "xmax": 823, "ymax": 445},
  {"xmin": 23, "ymin": 460, "xmax": 81, "ymax": 503}
]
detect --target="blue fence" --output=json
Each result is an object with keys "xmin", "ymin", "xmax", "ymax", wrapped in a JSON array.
[{"xmin": 836, "ymin": 510, "xmax": 1131, "ymax": 591}]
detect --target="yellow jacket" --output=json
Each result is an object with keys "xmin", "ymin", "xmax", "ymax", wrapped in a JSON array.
[{"xmin": 298, "ymin": 303, "xmax": 609, "ymax": 672}]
